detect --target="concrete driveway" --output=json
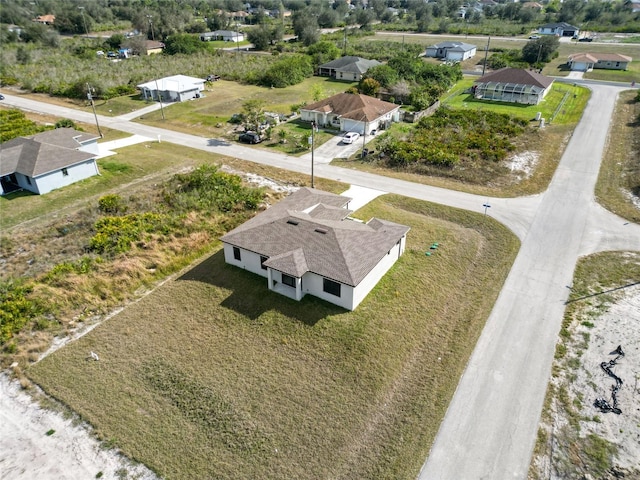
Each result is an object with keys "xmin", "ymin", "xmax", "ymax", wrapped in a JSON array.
[{"xmin": 301, "ymin": 130, "xmax": 378, "ymax": 164}]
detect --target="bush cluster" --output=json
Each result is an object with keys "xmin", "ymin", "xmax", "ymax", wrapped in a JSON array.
[
  {"xmin": 379, "ymin": 107, "xmax": 527, "ymax": 170},
  {"xmin": 0, "ymin": 281, "xmax": 42, "ymax": 346}
]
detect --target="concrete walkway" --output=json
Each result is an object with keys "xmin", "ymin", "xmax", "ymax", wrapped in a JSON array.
[{"xmin": 341, "ymin": 185, "xmax": 387, "ymax": 211}]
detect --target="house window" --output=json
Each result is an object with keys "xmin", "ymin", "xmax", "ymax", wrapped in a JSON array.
[
  {"xmin": 26, "ymin": 177, "xmax": 32, "ymax": 185},
  {"xmin": 282, "ymin": 274, "xmax": 296, "ymax": 288},
  {"xmin": 615, "ymin": 62, "xmax": 620, "ymax": 67},
  {"xmin": 61, "ymin": 168, "xmax": 69, "ymax": 176},
  {"xmin": 323, "ymin": 278, "xmax": 341, "ymax": 297},
  {"xmin": 260, "ymin": 255, "xmax": 268, "ymax": 270},
  {"xmin": 233, "ymin": 246, "xmax": 241, "ymax": 261}
]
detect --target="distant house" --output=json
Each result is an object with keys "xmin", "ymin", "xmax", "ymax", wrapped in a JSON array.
[
  {"xmin": 317, "ymin": 56, "xmax": 382, "ymax": 81},
  {"xmin": 0, "ymin": 128, "xmax": 100, "ymax": 195},
  {"xmin": 425, "ymin": 41, "xmax": 477, "ymax": 62},
  {"xmin": 143, "ymin": 40, "xmax": 165, "ymax": 55},
  {"xmin": 220, "ymin": 187, "xmax": 410, "ymax": 311},
  {"xmin": 567, "ymin": 53, "xmax": 632, "ymax": 72},
  {"xmin": 537, "ymin": 22, "xmax": 579, "ymax": 37},
  {"xmin": 300, "ymin": 93, "xmax": 400, "ymax": 134},
  {"xmin": 473, "ymin": 68, "xmax": 554, "ymax": 105},
  {"xmin": 33, "ymin": 14, "xmax": 55, "ymax": 25},
  {"xmin": 630, "ymin": 0, "xmax": 640, "ymax": 13},
  {"xmin": 137, "ymin": 75, "xmax": 206, "ymax": 102},
  {"xmin": 200, "ymin": 30, "xmax": 244, "ymax": 42}
]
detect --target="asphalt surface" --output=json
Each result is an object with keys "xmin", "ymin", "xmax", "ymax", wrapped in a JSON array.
[{"xmin": 3, "ymin": 84, "xmax": 640, "ymax": 479}]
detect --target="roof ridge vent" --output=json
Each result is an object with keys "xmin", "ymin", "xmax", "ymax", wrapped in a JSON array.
[
  {"xmin": 287, "ymin": 219, "xmax": 299, "ymax": 226},
  {"xmin": 314, "ymin": 227, "xmax": 328, "ymax": 234}
]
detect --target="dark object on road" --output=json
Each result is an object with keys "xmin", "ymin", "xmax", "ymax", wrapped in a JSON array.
[
  {"xmin": 238, "ymin": 131, "xmax": 261, "ymax": 144},
  {"xmin": 0, "ymin": 94, "xmax": 4, "ymax": 100},
  {"xmin": 578, "ymin": 37, "xmax": 593, "ymax": 42},
  {"xmin": 594, "ymin": 345, "xmax": 624, "ymax": 415}
]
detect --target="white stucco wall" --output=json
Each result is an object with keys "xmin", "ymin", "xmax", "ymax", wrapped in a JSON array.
[
  {"xmin": 32, "ymin": 159, "xmax": 100, "ymax": 195},
  {"xmin": 301, "ymin": 272, "xmax": 354, "ymax": 310},
  {"xmin": 352, "ymin": 235, "xmax": 406, "ymax": 309},
  {"xmin": 78, "ymin": 139, "xmax": 100, "ymax": 156},
  {"xmin": 223, "ymin": 244, "xmax": 266, "ymax": 277}
]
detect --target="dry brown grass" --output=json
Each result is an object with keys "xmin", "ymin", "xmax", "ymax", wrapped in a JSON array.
[
  {"xmin": 27, "ymin": 195, "xmax": 519, "ymax": 480},
  {"xmin": 595, "ymin": 90, "xmax": 640, "ymax": 223}
]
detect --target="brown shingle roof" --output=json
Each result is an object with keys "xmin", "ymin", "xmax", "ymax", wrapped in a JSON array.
[
  {"xmin": 475, "ymin": 68, "xmax": 554, "ymax": 89},
  {"xmin": 302, "ymin": 93, "xmax": 399, "ymax": 123},
  {"xmin": 221, "ymin": 188, "xmax": 409, "ymax": 286}
]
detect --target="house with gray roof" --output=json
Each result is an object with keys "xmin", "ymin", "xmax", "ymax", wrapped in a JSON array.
[
  {"xmin": 317, "ymin": 56, "xmax": 382, "ymax": 81},
  {"xmin": 220, "ymin": 188, "xmax": 410, "ymax": 310},
  {"xmin": 300, "ymin": 93, "xmax": 400, "ymax": 134},
  {"xmin": 425, "ymin": 41, "xmax": 477, "ymax": 62},
  {"xmin": 537, "ymin": 22, "xmax": 579, "ymax": 37},
  {"xmin": 137, "ymin": 74, "xmax": 206, "ymax": 102},
  {"xmin": 472, "ymin": 68, "xmax": 554, "ymax": 105},
  {"xmin": 0, "ymin": 128, "xmax": 100, "ymax": 195}
]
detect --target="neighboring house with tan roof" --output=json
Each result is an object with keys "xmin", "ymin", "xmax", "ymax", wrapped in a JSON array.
[
  {"xmin": 143, "ymin": 40, "xmax": 165, "ymax": 55},
  {"xmin": 220, "ymin": 188, "xmax": 410, "ymax": 310},
  {"xmin": 317, "ymin": 56, "xmax": 382, "ymax": 81},
  {"xmin": 300, "ymin": 93, "xmax": 400, "ymax": 134},
  {"xmin": 0, "ymin": 128, "xmax": 100, "ymax": 195},
  {"xmin": 567, "ymin": 53, "xmax": 632, "ymax": 72},
  {"xmin": 33, "ymin": 14, "xmax": 55, "ymax": 25},
  {"xmin": 472, "ymin": 68, "xmax": 554, "ymax": 105}
]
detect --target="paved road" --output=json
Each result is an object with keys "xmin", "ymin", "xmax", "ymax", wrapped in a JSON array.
[{"xmin": 3, "ymin": 86, "xmax": 640, "ymax": 479}]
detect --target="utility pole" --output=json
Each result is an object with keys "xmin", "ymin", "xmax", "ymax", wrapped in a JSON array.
[
  {"xmin": 78, "ymin": 6, "xmax": 88, "ymax": 37},
  {"xmin": 310, "ymin": 121, "xmax": 316, "ymax": 188},
  {"xmin": 154, "ymin": 78, "xmax": 165, "ymax": 120},
  {"xmin": 86, "ymin": 83, "xmax": 103, "ymax": 137},
  {"xmin": 147, "ymin": 15, "xmax": 155, "ymax": 41},
  {"xmin": 536, "ymin": 43, "xmax": 543, "ymax": 65},
  {"xmin": 343, "ymin": 28, "xmax": 347, "ymax": 55},
  {"xmin": 482, "ymin": 37, "xmax": 490, "ymax": 76}
]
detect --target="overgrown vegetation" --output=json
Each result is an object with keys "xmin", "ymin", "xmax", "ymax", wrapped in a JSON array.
[
  {"xmin": 0, "ymin": 109, "xmax": 46, "ymax": 142},
  {"xmin": 0, "ymin": 165, "xmax": 264, "ymax": 355},
  {"xmin": 376, "ymin": 107, "xmax": 527, "ymax": 181}
]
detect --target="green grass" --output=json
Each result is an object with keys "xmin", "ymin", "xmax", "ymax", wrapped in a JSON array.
[
  {"xmin": 27, "ymin": 194, "xmax": 519, "ymax": 480},
  {"xmin": 444, "ymin": 80, "xmax": 590, "ymax": 125}
]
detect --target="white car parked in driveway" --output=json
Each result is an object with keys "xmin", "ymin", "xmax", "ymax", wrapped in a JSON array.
[{"xmin": 342, "ymin": 132, "xmax": 360, "ymax": 144}]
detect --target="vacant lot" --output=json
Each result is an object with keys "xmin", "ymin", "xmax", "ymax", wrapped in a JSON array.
[{"xmin": 27, "ymin": 195, "xmax": 519, "ymax": 479}]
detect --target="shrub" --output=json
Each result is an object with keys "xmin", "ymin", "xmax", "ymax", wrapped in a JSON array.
[
  {"xmin": 258, "ymin": 55, "xmax": 313, "ymax": 88},
  {"xmin": 98, "ymin": 194, "xmax": 127, "ymax": 215},
  {"xmin": 0, "ymin": 280, "xmax": 42, "ymax": 345}
]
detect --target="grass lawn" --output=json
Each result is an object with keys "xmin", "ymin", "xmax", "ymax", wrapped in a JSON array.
[
  {"xmin": 444, "ymin": 80, "xmax": 589, "ymax": 125},
  {"xmin": 27, "ymin": 195, "xmax": 519, "ymax": 480}
]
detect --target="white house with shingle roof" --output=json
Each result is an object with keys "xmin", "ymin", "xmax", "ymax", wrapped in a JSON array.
[
  {"xmin": 137, "ymin": 75, "xmax": 205, "ymax": 102},
  {"xmin": 220, "ymin": 188, "xmax": 409, "ymax": 310},
  {"xmin": 317, "ymin": 56, "xmax": 382, "ymax": 81},
  {"xmin": 0, "ymin": 128, "xmax": 100, "ymax": 195},
  {"xmin": 300, "ymin": 93, "xmax": 400, "ymax": 134},
  {"xmin": 537, "ymin": 22, "xmax": 579, "ymax": 37},
  {"xmin": 425, "ymin": 41, "xmax": 477, "ymax": 61},
  {"xmin": 567, "ymin": 53, "xmax": 632, "ymax": 72}
]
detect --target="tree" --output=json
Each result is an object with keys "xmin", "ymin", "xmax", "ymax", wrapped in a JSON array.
[
  {"xmin": 359, "ymin": 77, "xmax": 381, "ymax": 96},
  {"xmin": 390, "ymin": 80, "xmax": 411, "ymax": 104},
  {"xmin": 105, "ymin": 34, "xmax": 125, "ymax": 51},
  {"xmin": 521, "ymin": 36, "xmax": 559, "ymax": 64},
  {"xmin": 293, "ymin": 10, "xmax": 319, "ymax": 46},
  {"xmin": 242, "ymin": 99, "xmax": 266, "ymax": 132},
  {"xmin": 260, "ymin": 55, "xmax": 314, "ymax": 87},
  {"xmin": 247, "ymin": 25, "xmax": 272, "ymax": 51},
  {"xmin": 307, "ymin": 41, "xmax": 341, "ymax": 66},
  {"xmin": 363, "ymin": 64, "xmax": 399, "ymax": 88},
  {"xmin": 164, "ymin": 33, "xmax": 207, "ymax": 55}
]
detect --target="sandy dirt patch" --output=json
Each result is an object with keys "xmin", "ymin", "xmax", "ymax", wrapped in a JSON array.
[
  {"xmin": 532, "ymin": 285, "xmax": 640, "ymax": 479},
  {"xmin": 0, "ymin": 373, "xmax": 159, "ymax": 480}
]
